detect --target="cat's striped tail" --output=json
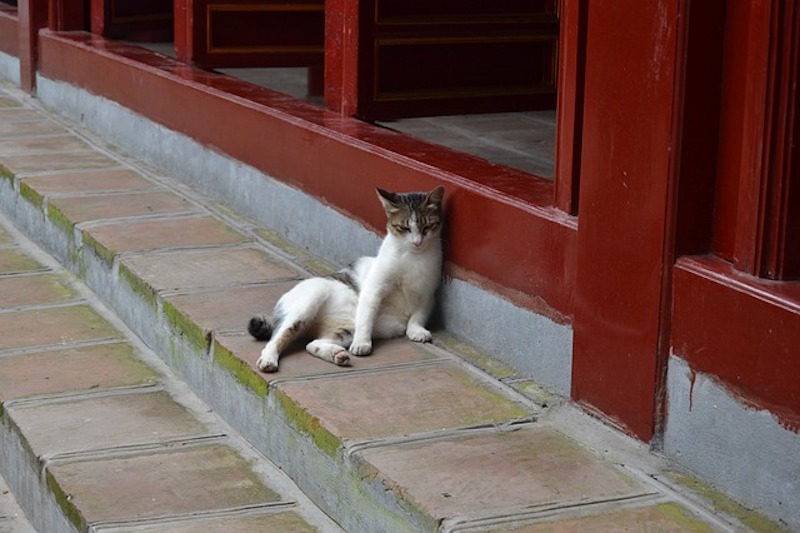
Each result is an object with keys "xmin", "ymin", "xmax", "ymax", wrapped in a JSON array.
[{"xmin": 248, "ymin": 315, "xmax": 274, "ymax": 341}]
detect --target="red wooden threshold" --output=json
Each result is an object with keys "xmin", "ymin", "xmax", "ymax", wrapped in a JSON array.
[{"xmin": 37, "ymin": 30, "xmax": 578, "ymax": 323}]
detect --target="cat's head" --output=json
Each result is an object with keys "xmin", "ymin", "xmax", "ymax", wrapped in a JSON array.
[{"xmin": 377, "ymin": 186, "xmax": 444, "ymax": 250}]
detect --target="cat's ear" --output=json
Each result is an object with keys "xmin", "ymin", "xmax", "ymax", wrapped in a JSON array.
[
  {"xmin": 426, "ymin": 186, "xmax": 445, "ymax": 208},
  {"xmin": 376, "ymin": 188, "xmax": 402, "ymax": 213}
]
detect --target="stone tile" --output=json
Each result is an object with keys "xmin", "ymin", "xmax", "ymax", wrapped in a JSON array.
[
  {"xmin": 360, "ymin": 427, "xmax": 648, "ymax": 522},
  {"xmin": 10, "ymin": 390, "xmax": 209, "ymax": 457},
  {"xmin": 0, "ymin": 273, "xmax": 77, "ymax": 308},
  {"xmin": 113, "ymin": 511, "xmax": 317, "ymax": 533},
  {"xmin": 49, "ymin": 190, "xmax": 196, "ymax": 224},
  {"xmin": 0, "ymin": 225, "xmax": 12, "ymax": 244},
  {"xmin": 214, "ymin": 333, "xmax": 442, "ymax": 389},
  {"xmin": 0, "ymin": 305, "xmax": 121, "ymax": 352},
  {"xmin": 501, "ymin": 502, "xmax": 717, "ymax": 532},
  {"xmin": 0, "ymin": 120, "xmax": 67, "ymax": 138},
  {"xmin": 0, "ymin": 108, "xmax": 45, "ymax": 122},
  {"xmin": 277, "ymin": 362, "xmax": 531, "ymax": 441},
  {"xmin": 0, "ymin": 96, "xmax": 20, "ymax": 108},
  {"xmin": 0, "ymin": 342, "xmax": 159, "ymax": 401},
  {"xmin": 123, "ymin": 247, "xmax": 299, "ymax": 292},
  {"xmin": 20, "ymin": 168, "xmax": 155, "ymax": 195},
  {"xmin": 49, "ymin": 444, "xmax": 281, "ymax": 527},
  {"xmin": 0, "ymin": 135, "xmax": 90, "ymax": 157},
  {"xmin": 164, "ymin": 283, "xmax": 297, "ymax": 334},
  {"xmin": 0, "ymin": 248, "xmax": 46, "ymax": 274},
  {"xmin": 0, "ymin": 152, "xmax": 118, "ymax": 174},
  {"xmin": 86, "ymin": 215, "xmax": 249, "ymax": 255}
]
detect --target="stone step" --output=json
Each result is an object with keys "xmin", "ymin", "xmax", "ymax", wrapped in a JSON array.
[
  {"xmin": 0, "ymin": 83, "xmax": 775, "ymax": 532},
  {"xmin": 0, "ymin": 215, "xmax": 340, "ymax": 532}
]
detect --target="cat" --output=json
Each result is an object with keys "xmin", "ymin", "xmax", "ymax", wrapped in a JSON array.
[{"xmin": 248, "ymin": 186, "xmax": 445, "ymax": 372}]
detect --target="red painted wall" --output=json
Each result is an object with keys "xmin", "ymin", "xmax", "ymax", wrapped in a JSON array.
[
  {"xmin": 0, "ymin": 5, "xmax": 18, "ymax": 57},
  {"xmin": 672, "ymin": 257, "xmax": 800, "ymax": 431}
]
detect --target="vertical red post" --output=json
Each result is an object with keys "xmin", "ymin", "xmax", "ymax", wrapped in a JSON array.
[
  {"xmin": 17, "ymin": 0, "xmax": 48, "ymax": 92},
  {"xmin": 48, "ymin": 0, "xmax": 85, "ymax": 31},
  {"xmin": 554, "ymin": 0, "xmax": 587, "ymax": 215},
  {"xmin": 571, "ymin": 0, "xmax": 684, "ymax": 441},
  {"xmin": 173, "ymin": 0, "xmax": 195, "ymax": 64},
  {"xmin": 324, "ymin": 0, "xmax": 359, "ymax": 116}
]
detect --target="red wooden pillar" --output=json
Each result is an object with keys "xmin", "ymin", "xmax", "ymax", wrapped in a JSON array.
[
  {"xmin": 554, "ymin": 0, "xmax": 587, "ymax": 215},
  {"xmin": 17, "ymin": 0, "xmax": 48, "ymax": 92},
  {"xmin": 324, "ymin": 0, "xmax": 359, "ymax": 116},
  {"xmin": 173, "ymin": 0, "xmax": 195, "ymax": 63},
  {"xmin": 48, "ymin": 0, "xmax": 84, "ymax": 31},
  {"xmin": 571, "ymin": 0, "xmax": 685, "ymax": 441}
]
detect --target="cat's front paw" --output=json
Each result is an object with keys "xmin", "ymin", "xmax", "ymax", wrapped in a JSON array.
[
  {"xmin": 406, "ymin": 325, "xmax": 432, "ymax": 343},
  {"xmin": 257, "ymin": 354, "xmax": 279, "ymax": 373},
  {"xmin": 349, "ymin": 340, "xmax": 373, "ymax": 356}
]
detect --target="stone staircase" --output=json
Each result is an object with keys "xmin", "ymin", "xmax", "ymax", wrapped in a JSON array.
[{"xmin": 0, "ymin": 82, "xmax": 784, "ymax": 532}]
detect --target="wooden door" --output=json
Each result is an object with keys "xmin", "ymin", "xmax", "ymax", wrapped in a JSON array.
[
  {"xmin": 354, "ymin": 0, "xmax": 559, "ymax": 120},
  {"xmin": 91, "ymin": 0, "xmax": 173, "ymax": 41},
  {"xmin": 175, "ymin": 0, "xmax": 324, "ymax": 69}
]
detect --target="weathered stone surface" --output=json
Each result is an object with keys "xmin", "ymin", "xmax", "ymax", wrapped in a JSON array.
[
  {"xmin": 361, "ymin": 427, "xmax": 648, "ymax": 521},
  {"xmin": 277, "ymin": 363, "xmax": 531, "ymax": 441},
  {"xmin": 0, "ymin": 342, "xmax": 158, "ymax": 401},
  {"xmin": 0, "ymin": 305, "xmax": 121, "ymax": 352},
  {"xmin": 0, "ymin": 273, "xmax": 77, "ymax": 308},
  {"xmin": 49, "ymin": 444, "xmax": 282, "ymax": 527}
]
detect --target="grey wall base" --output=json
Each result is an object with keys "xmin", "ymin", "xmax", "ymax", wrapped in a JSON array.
[
  {"xmin": 0, "ymin": 52, "xmax": 20, "ymax": 87},
  {"xmin": 664, "ymin": 355, "xmax": 800, "ymax": 531}
]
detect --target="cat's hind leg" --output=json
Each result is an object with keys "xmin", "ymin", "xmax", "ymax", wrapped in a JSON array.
[
  {"xmin": 256, "ymin": 279, "xmax": 329, "ymax": 372},
  {"xmin": 306, "ymin": 340, "xmax": 349, "ymax": 365},
  {"xmin": 257, "ymin": 315, "xmax": 307, "ymax": 372}
]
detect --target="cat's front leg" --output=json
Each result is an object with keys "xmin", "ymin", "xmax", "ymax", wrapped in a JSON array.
[
  {"xmin": 406, "ymin": 322, "xmax": 432, "ymax": 343},
  {"xmin": 257, "ymin": 346, "xmax": 279, "ymax": 372},
  {"xmin": 350, "ymin": 290, "xmax": 383, "ymax": 356},
  {"xmin": 405, "ymin": 297, "xmax": 434, "ymax": 343}
]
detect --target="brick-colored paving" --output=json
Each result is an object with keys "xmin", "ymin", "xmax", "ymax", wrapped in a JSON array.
[{"xmin": 0, "ymin": 84, "xmax": 773, "ymax": 532}]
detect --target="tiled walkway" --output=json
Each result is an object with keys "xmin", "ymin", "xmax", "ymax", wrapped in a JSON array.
[{"xmin": 0, "ymin": 82, "xmax": 778, "ymax": 531}]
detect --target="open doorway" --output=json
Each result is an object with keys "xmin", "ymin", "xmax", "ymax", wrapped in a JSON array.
[{"xmin": 111, "ymin": 0, "xmax": 557, "ymax": 178}]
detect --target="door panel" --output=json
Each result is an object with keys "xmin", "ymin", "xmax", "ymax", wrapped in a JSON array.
[
  {"xmin": 178, "ymin": 0, "xmax": 324, "ymax": 69},
  {"xmin": 91, "ymin": 0, "xmax": 173, "ymax": 41},
  {"xmin": 357, "ymin": 0, "xmax": 559, "ymax": 120}
]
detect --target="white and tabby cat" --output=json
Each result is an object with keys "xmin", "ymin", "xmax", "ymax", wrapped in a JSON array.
[{"xmin": 249, "ymin": 186, "xmax": 444, "ymax": 372}]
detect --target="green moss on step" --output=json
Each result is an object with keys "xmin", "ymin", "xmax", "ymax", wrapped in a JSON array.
[
  {"xmin": 437, "ymin": 333, "xmax": 517, "ymax": 380},
  {"xmin": 45, "ymin": 470, "xmax": 87, "ymax": 531},
  {"xmin": 214, "ymin": 339, "xmax": 269, "ymax": 398},
  {"xmin": 18, "ymin": 180, "xmax": 45, "ymax": 210},
  {"xmin": 0, "ymin": 164, "xmax": 14, "ymax": 183},
  {"xmin": 665, "ymin": 470, "xmax": 790, "ymax": 532},
  {"xmin": 118, "ymin": 262, "xmax": 159, "ymax": 312},
  {"xmin": 45, "ymin": 201, "xmax": 76, "ymax": 233},
  {"xmin": 80, "ymin": 231, "xmax": 115, "ymax": 267},
  {"xmin": 274, "ymin": 387, "xmax": 341, "ymax": 458},
  {"xmin": 162, "ymin": 300, "xmax": 209, "ymax": 353},
  {"xmin": 653, "ymin": 502, "xmax": 716, "ymax": 532}
]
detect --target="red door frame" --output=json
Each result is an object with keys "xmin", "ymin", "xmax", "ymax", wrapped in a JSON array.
[{"xmin": 572, "ymin": 0, "xmax": 686, "ymax": 441}]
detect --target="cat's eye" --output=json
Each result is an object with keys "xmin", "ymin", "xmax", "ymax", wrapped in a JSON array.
[{"xmin": 393, "ymin": 224, "xmax": 410, "ymax": 233}]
